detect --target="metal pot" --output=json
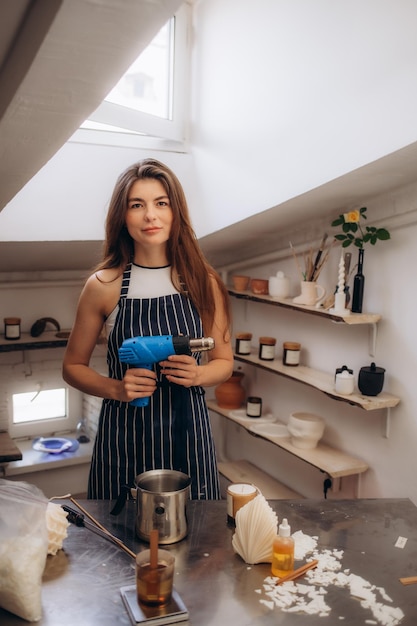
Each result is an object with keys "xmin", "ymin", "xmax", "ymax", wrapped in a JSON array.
[{"xmin": 134, "ymin": 469, "xmax": 191, "ymax": 544}]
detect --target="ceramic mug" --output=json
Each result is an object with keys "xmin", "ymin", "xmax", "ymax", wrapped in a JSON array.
[{"xmin": 293, "ymin": 281, "xmax": 326, "ymax": 306}]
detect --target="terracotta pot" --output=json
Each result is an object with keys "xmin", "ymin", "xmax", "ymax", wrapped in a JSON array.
[
  {"xmin": 232, "ymin": 275, "xmax": 250, "ymax": 291},
  {"xmin": 250, "ymin": 278, "xmax": 269, "ymax": 295},
  {"xmin": 215, "ymin": 371, "xmax": 245, "ymax": 409}
]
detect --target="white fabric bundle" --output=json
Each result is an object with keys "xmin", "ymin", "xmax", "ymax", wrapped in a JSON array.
[{"xmin": 232, "ymin": 493, "xmax": 278, "ymax": 564}]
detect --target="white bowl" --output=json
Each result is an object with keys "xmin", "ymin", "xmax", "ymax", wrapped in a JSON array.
[
  {"xmin": 287, "ymin": 412, "xmax": 325, "ymax": 449},
  {"xmin": 249, "ymin": 423, "xmax": 289, "ymax": 438}
]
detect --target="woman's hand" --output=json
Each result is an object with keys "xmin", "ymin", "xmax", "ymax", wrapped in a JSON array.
[
  {"xmin": 159, "ymin": 355, "xmax": 200, "ymax": 388},
  {"xmin": 121, "ymin": 367, "xmax": 158, "ymax": 402}
]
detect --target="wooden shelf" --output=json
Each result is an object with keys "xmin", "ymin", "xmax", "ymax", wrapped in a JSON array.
[
  {"xmin": 0, "ymin": 330, "xmax": 70, "ymax": 353},
  {"xmin": 208, "ymin": 400, "xmax": 369, "ymax": 479},
  {"xmin": 217, "ymin": 460, "xmax": 303, "ymax": 499},
  {"xmin": 233, "ymin": 351, "xmax": 400, "ymax": 411},
  {"xmin": 228, "ymin": 288, "xmax": 381, "ymax": 324}
]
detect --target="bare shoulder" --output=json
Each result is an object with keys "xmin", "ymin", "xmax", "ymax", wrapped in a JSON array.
[{"xmin": 82, "ymin": 268, "xmax": 123, "ymax": 316}]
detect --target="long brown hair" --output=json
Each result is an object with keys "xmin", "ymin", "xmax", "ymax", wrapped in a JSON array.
[{"xmin": 95, "ymin": 159, "xmax": 231, "ymax": 335}]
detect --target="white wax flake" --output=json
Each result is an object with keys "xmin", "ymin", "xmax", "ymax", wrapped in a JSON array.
[
  {"xmin": 258, "ymin": 533, "xmax": 404, "ymax": 626},
  {"xmin": 293, "ymin": 530, "xmax": 318, "ymax": 560},
  {"xmin": 260, "ymin": 599, "xmax": 274, "ymax": 610},
  {"xmin": 394, "ymin": 536, "xmax": 407, "ymax": 549},
  {"xmin": 203, "ymin": 552, "xmax": 209, "ymax": 557}
]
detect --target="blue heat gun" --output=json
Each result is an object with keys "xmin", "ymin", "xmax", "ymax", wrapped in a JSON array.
[{"xmin": 118, "ymin": 334, "xmax": 215, "ymax": 407}]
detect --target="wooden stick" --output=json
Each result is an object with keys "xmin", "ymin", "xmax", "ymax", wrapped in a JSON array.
[
  {"xmin": 289, "ymin": 242, "xmax": 304, "ymax": 280},
  {"xmin": 275, "ymin": 559, "xmax": 319, "ymax": 585},
  {"xmin": 399, "ymin": 576, "xmax": 417, "ymax": 585},
  {"xmin": 313, "ymin": 239, "xmax": 338, "ymax": 280},
  {"xmin": 70, "ymin": 497, "xmax": 136, "ymax": 559},
  {"xmin": 309, "ymin": 233, "xmax": 328, "ymax": 281},
  {"xmin": 150, "ymin": 529, "xmax": 159, "ymax": 569}
]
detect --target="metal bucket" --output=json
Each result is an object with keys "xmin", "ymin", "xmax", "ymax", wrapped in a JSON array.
[{"xmin": 134, "ymin": 469, "xmax": 191, "ymax": 544}]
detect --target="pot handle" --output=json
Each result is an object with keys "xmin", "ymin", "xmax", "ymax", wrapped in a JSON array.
[{"xmin": 110, "ymin": 484, "xmax": 135, "ymax": 515}]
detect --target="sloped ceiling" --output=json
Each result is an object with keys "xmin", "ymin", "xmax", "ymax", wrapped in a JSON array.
[
  {"xmin": 199, "ymin": 140, "xmax": 417, "ymax": 270},
  {"xmin": 0, "ymin": 0, "xmax": 182, "ymax": 213},
  {"xmin": 1, "ymin": 1, "xmax": 417, "ymax": 275}
]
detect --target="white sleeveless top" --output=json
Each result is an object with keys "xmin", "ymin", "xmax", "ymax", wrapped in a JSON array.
[{"xmin": 105, "ymin": 264, "xmax": 180, "ymax": 335}]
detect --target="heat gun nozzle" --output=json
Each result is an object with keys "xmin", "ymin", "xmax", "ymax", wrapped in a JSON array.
[{"xmin": 189, "ymin": 337, "xmax": 215, "ymax": 352}]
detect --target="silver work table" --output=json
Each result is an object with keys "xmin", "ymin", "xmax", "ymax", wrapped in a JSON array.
[{"xmin": 1, "ymin": 498, "xmax": 416, "ymax": 625}]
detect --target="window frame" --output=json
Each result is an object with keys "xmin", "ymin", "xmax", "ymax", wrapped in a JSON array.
[
  {"xmin": 8, "ymin": 371, "xmax": 82, "ymax": 439},
  {"xmin": 85, "ymin": 4, "xmax": 189, "ymax": 144}
]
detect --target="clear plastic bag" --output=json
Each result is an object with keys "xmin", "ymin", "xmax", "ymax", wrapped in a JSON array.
[{"xmin": 0, "ymin": 479, "xmax": 48, "ymax": 622}]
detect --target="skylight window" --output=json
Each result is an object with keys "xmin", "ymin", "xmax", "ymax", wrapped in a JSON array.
[
  {"xmin": 82, "ymin": 5, "xmax": 189, "ymax": 143},
  {"xmin": 105, "ymin": 20, "xmax": 173, "ymax": 120}
]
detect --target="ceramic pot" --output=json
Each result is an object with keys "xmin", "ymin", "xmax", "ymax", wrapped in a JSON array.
[
  {"xmin": 358, "ymin": 362, "xmax": 385, "ymax": 396},
  {"xmin": 250, "ymin": 278, "xmax": 269, "ymax": 295},
  {"xmin": 215, "ymin": 371, "xmax": 245, "ymax": 409},
  {"xmin": 232, "ymin": 275, "xmax": 250, "ymax": 291},
  {"xmin": 287, "ymin": 412, "xmax": 325, "ymax": 449}
]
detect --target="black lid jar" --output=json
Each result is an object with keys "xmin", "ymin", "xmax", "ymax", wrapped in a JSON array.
[{"xmin": 358, "ymin": 362, "xmax": 385, "ymax": 396}]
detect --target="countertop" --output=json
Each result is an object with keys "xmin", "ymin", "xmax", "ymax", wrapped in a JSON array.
[
  {"xmin": 0, "ymin": 498, "xmax": 416, "ymax": 625},
  {"xmin": 0, "ymin": 432, "xmax": 22, "ymax": 463}
]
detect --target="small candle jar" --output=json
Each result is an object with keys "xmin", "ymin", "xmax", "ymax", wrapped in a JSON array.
[
  {"xmin": 235, "ymin": 332, "xmax": 252, "ymax": 355},
  {"xmin": 4, "ymin": 317, "xmax": 21, "ymax": 340},
  {"xmin": 227, "ymin": 483, "xmax": 258, "ymax": 525},
  {"xmin": 246, "ymin": 396, "xmax": 262, "ymax": 418},
  {"xmin": 258, "ymin": 336, "xmax": 276, "ymax": 360},
  {"xmin": 283, "ymin": 341, "xmax": 301, "ymax": 366}
]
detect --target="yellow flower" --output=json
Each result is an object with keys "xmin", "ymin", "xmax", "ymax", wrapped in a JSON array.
[
  {"xmin": 331, "ymin": 206, "xmax": 390, "ymax": 248},
  {"xmin": 344, "ymin": 210, "xmax": 360, "ymax": 223}
]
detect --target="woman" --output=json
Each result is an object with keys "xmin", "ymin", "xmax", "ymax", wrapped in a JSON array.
[{"xmin": 63, "ymin": 159, "xmax": 234, "ymax": 500}]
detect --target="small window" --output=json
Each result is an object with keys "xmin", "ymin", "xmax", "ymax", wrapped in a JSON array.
[
  {"xmin": 13, "ymin": 389, "xmax": 66, "ymax": 424},
  {"xmin": 8, "ymin": 374, "xmax": 82, "ymax": 439}
]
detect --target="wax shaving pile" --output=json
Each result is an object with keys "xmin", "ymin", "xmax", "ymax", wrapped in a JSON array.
[{"xmin": 256, "ymin": 530, "xmax": 405, "ymax": 626}]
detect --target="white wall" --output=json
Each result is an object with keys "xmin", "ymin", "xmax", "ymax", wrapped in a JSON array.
[
  {"xmin": 0, "ymin": 139, "xmax": 207, "ymax": 242},
  {"xmin": 191, "ymin": 0, "xmax": 417, "ymax": 232}
]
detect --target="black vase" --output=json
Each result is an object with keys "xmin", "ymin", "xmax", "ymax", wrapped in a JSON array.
[{"xmin": 351, "ymin": 248, "xmax": 365, "ymax": 313}]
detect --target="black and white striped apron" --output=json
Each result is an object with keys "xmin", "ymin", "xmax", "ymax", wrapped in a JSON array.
[{"xmin": 87, "ymin": 264, "xmax": 221, "ymax": 500}]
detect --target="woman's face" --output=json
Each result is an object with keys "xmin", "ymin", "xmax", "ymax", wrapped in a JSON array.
[{"xmin": 125, "ymin": 178, "xmax": 173, "ymax": 252}]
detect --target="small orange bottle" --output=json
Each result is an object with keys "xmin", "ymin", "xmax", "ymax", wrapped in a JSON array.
[{"xmin": 271, "ymin": 518, "xmax": 294, "ymax": 578}]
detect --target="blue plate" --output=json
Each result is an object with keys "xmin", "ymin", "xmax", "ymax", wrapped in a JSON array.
[{"xmin": 32, "ymin": 437, "xmax": 79, "ymax": 454}]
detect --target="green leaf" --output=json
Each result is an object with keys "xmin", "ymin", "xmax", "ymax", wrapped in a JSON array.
[
  {"xmin": 334, "ymin": 234, "xmax": 347, "ymax": 241},
  {"xmin": 342, "ymin": 239, "xmax": 352, "ymax": 247},
  {"xmin": 377, "ymin": 228, "xmax": 390, "ymax": 241},
  {"xmin": 331, "ymin": 216, "xmax": 344, "ymax": 227}
]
